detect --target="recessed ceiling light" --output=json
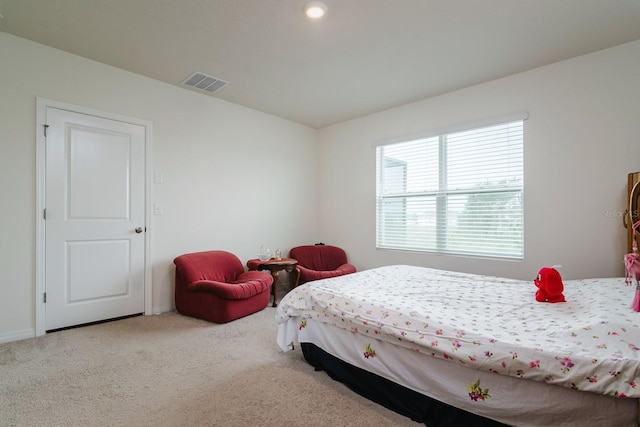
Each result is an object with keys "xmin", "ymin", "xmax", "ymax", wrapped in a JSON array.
[{"xmin": 304, "ymin": 1, "xmax": 327, "ymax": 20}]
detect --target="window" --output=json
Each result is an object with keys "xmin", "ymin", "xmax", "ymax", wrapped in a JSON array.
[{"xmin": 376, "ymin": 119, "xmax": 524, "ymax": 259}]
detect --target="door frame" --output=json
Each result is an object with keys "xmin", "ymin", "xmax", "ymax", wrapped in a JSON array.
[{"xmin": 35, "ymin": 98, "xmax": 153, "ymax": 336}]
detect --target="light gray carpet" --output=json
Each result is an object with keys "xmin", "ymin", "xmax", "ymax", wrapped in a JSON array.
[{"xmin": 0, "ymin": 307, "xmax": 418, "ymax": 426}]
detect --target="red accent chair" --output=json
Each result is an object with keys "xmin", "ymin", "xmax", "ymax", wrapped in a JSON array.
[
  {"xmin": 288, "ymin": 244, "xmax": 356, "ymax": 285},
  {"xmin": 174, "ymin": 250, "xmax": 273, "ymax": 323}
]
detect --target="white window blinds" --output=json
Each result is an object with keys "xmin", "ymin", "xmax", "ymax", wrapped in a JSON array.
[{"xmin": 376, "ymin": 120, "xmax": 524, "ymax": 259}]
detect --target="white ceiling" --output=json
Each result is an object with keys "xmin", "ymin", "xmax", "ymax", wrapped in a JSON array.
[{"xmin": 1, "ymin": 0, "xmax": 640, "ymax": 128}]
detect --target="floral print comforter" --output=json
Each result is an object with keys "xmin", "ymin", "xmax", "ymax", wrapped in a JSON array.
[{"xmin": 276, "ymin": 265, "xmax": 640, "ymax": 398}]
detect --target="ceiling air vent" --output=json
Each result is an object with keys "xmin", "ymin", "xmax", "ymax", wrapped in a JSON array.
[{"xmin": 182, "ymin": 72, "xmax": 227, "ymax": 94}]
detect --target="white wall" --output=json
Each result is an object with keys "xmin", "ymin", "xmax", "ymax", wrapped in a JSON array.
[
  {"xmin": 0, "ymin": 33, "xmax": 317, "ymax": 340},
  {"xmin": 317, "ymin": 40, "xmax": 640, "ymax": 281}
]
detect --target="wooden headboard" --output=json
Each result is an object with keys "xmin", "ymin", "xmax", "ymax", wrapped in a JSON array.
[{"xmin": 625, "ymin": 171, "xmax": 640, "ymax": 253}]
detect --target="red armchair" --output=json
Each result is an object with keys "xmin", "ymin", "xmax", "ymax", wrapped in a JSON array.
[
  {"xmin": 288, "ymin": 244, "xmax": 356, "ymax": 285},
  {"xmin": 174, "ymin": 250, "xmax": 273, "ymax": 323}
]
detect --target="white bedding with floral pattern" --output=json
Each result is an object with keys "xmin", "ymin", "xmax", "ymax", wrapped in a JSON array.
[
  {"xmin": 276, "ymin": 265, "xmax": 640, "ymax": 400},
  {"xmin": 286, "ymin": 316, "xmax": 636, "ymax": 426}
]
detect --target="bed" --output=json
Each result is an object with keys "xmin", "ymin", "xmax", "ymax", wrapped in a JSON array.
[{"xmin": 276, "ymin": 265, "xmax": 640, "ymax": 426}]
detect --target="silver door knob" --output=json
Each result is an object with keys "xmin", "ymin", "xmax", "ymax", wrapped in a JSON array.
[{"xmin": 135, "ymin": 227, "xmax": 143, "ymax": 234}]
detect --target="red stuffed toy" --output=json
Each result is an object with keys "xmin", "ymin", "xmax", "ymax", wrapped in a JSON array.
[{"xmin": 534, "ymin": 266, "xmax": 566, "ymax": 303}]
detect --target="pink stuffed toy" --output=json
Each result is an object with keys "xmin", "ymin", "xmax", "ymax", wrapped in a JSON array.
[
  {"xmin": 534, "ymin": 266, "xmax": 566, "ymax": 303},
  {"xmin": 626, "ymin": 220, "xmax": 640, "ymax": 311}
]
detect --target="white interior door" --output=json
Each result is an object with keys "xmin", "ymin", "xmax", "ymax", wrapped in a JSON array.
[{"xmin": 44, "ymin": 107, "xmax": 146, "ymax": 331}]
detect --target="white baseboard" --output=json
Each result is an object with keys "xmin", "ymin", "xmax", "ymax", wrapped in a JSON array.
[
  {"xmin": 0, "ymin": 328, "xmax": 35, "ymax": 344},
  {"xmin": 151, "ymin": 305, "xmax": 173, "ymax": 315}
]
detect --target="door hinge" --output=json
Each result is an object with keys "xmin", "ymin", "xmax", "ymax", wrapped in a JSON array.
[
  {"xmin": 43, "ymin": 208, "xmax": 47, "ymax": 220},
  {"xmin": 44, "ymin": 124, "xmax": 49, "ymax": 137},
  {"xmin": 43, "ymin": 292, "xmax": 47, "ymax": 303}
]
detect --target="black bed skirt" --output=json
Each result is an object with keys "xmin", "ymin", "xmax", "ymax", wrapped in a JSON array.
[{"xmin": 301, "ymin": 342, "xmax": 508, "ymax": 427}]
